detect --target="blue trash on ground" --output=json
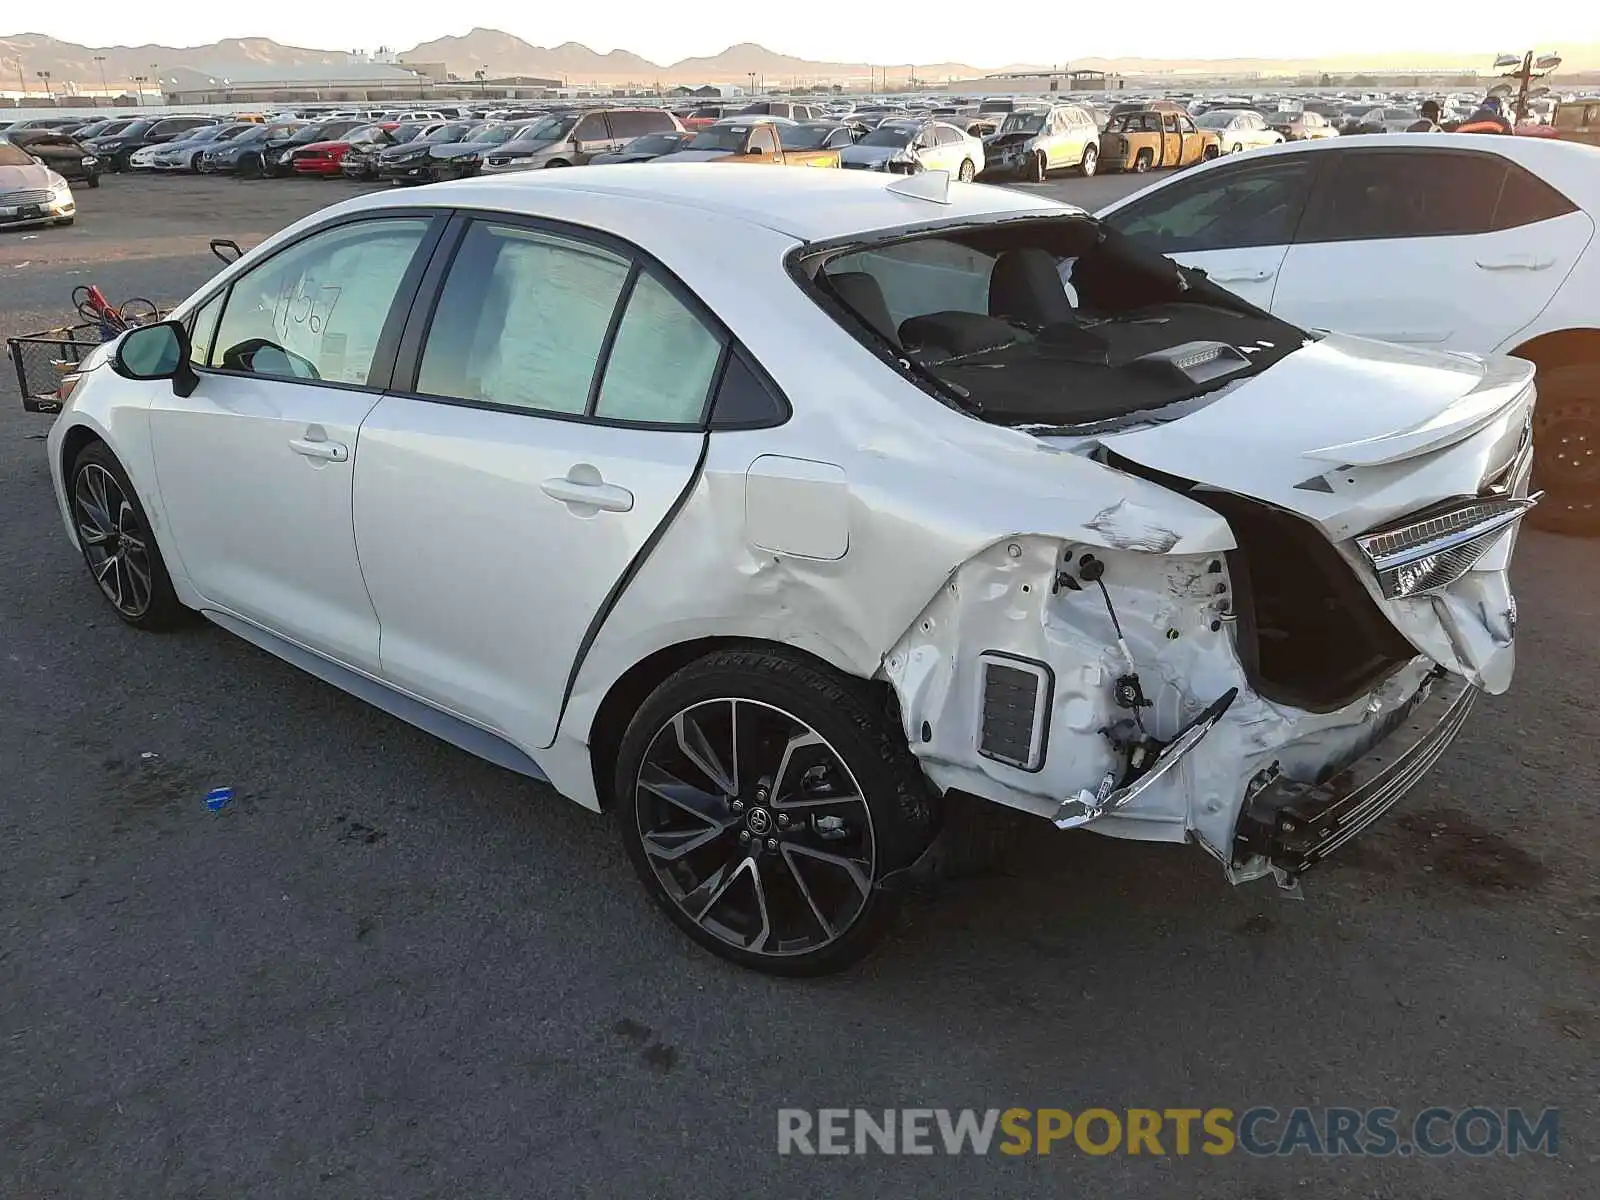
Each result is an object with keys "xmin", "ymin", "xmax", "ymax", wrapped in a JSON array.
[{"xmin": 204, "ymin": 787, "xmax": 234, "ymax": 811}]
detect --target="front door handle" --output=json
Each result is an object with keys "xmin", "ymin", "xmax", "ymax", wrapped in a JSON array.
[
  {"xmin": 289, "ymin": 436, "xmax": 348, "ymax": 462},
  {"xmin": 541, "ymin": 469, "xmax": 634, "ymax": 513},
  {"xmin": 1209, "ymin": 268, "xmax": 1274, "ymax": 283}
]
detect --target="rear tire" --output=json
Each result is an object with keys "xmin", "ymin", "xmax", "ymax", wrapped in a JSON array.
[
  {"xmin": 957, "ymin": 158, "xmax": 975, "ymax": 182},
  {"xmin": 1134, "ymin": 149, "xmax": 1153, "ymax": 173},
  {"xmin": 615, "ymin": 648, "xmax": 936, "ymax": 976},
  {"xmin": 1529, "ymin": 364, "xmax": 1599, "ymax": 535},
  {"xmin": 1231, "ymin": 142, "xmax": 1243, "ymax": 154},
  {"xmin": 67, "ymin": 441, "xmax": 189, "ymax": 630}
]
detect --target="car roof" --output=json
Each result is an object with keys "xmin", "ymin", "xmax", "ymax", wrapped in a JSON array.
[
  {"xmin": 335, "ymin": 163, "xmax": 1072, "ymax": 242},
  {"xmin": 1098, "ymin": 133, "xmax": 1600, "ymax": 213}
]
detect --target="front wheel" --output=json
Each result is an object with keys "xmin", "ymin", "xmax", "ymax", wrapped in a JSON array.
[
  {"xmin": 957, "ymin": 158, "xmax": 975, "ymax": 182},
  {"xmin": 68, "ymin": 442, "xmax": 188, "ymax": 629},
  {"xmin": 84, "ymin": 173, "xmax": 101, "ymax": 188},
  {"xmin": 1231, "ymin": 143, "xmax": 1243, "ymax": 154},
  {"xmin": 1079, "ymin": 144, "xmax": 1098, "ymax": 177},
  {"xmin": 190, "ymin": 152, "xmax": 203, "ymax": 172},
  {"xmin": 616, "ymin": 649, "xmax": 936, "ymax": 976},
  {"xmin": 1529, "ymin": 364, "xmax": 1599, "ymax": 535},
  {"xmin": 1029, "ymin": 151, "xmax": 1047, "ymax": 183}
]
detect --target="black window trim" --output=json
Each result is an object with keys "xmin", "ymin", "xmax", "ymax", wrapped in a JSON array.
[
  {"xmin": 188, "ymin": 207, "xmax": 448, "ymax": 396},
  {"xmin": 388, "ymin": 209, "xmax": 791, "ymax": 433}
]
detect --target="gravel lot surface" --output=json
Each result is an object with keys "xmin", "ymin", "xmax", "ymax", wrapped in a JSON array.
[{"xmin": 2, "ymin": 171, "xmax": 1596, "ymax": 1199}]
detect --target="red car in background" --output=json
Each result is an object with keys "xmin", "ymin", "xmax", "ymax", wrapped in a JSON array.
[{"xmin": 290, "ymin": 122, "xmax": 400, "ymax": 175}]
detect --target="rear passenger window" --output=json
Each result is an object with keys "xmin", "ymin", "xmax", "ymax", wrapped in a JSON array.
[
  {"xmin": 595, "ymin": 273, "xmax": 723, "ymax": 425},
  {"xmin": 418, "ymin": 223, "xmax": 630, "ymax": 414},
  {"xmin": 1492, "ymin": 165, "xmax": 1578, "ymax": 230},
  {"xmin": 1300, "ymin": 151, "xmax": 1504, "ymax": 242}
]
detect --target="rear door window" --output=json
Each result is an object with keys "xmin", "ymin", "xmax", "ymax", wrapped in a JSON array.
[
  {"xmin": 417, "ymin": 223, "xmax": 630, "ymax": 415},
  {"xmin": 1297, "ymin": 150, "xmax": 1504, "ymax": 242}
]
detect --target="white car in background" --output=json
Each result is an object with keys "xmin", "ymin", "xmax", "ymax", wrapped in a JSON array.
[
  {"xmin": 1099, "ymin": 134, "xmax": 1600, "ymax": 532},
  {"xmin": 44, "ymin": 168, "xmax": 1535, "ymax": 974},
  {"xmin": 839, "ymin": 120, "xmax": 985, "ymax": 179},
  {"xmin": 1195, "ymin": 108, "xmax": 1285, "ymax": 153}
]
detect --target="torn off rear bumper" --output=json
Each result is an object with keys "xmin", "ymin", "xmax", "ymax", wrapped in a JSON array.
[{"xmin": 1231, "ymin": 671, "xmax": 1477, "ymax": 876}]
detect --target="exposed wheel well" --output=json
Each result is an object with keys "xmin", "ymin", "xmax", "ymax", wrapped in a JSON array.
[
  {"xmin": 586, "ymin": 637, "xmax": 890, "ymax": 810},
  {"xmin": 59, "ymin": 424, "xmax": 102, "ymax": 482},
  {"xmin": 1506, "ymin": 328, "xmax": 1600, "ymax": 375}
]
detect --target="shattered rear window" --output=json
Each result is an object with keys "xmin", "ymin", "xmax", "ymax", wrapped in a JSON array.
[{"xmin": 802, "ymin": 216, "xmax": 1308, "ymax": 429}]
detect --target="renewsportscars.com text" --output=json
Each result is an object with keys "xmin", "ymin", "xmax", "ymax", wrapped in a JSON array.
[{"xmin": 776, "ymin": 1107, "xmax": 1559, "ymax": 1157}]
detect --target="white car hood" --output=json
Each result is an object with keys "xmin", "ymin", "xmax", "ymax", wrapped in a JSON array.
[{"xmin": 1064, "ymin": 333, "xmax": 1538, "ymax": 693}]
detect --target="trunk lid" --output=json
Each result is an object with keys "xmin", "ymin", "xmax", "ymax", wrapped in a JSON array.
[{"xmin": 1078, "ymin": 334, "xmax": 1539, "ymax": 692}]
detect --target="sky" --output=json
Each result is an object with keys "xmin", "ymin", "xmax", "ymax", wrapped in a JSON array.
[{"xmin": 16, "ymin": 7, "xmax": 1592, "ymax": 68}]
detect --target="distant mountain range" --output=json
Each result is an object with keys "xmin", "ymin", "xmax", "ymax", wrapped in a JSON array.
[{"xmin": 3, "ymin": 29, "xmax": 1597, "ymax": 90}]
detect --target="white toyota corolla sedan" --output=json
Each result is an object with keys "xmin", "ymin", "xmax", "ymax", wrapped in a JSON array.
[{"xmin": 46, "ymin": 166, "xmax": 1537, "ymax": 974}]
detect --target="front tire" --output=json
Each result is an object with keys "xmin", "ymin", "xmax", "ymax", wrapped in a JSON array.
[
  {"xmin": 616, "ymin": 649, "xmax": 936, "ymax": 976},
  {"xmin": 1231, "ymin": 143, "xmax": 1243, "ymax": 154},
  {"xmin": 84, "ymin": 173, "xmax": 100, "ymax": 188},
  {"xmin": 1079, "ymin": 144, "xmax": 1098, "ymax": 176},
  {"xmin": 1029, "ymin": 151, "xmax": 1047, "ymax": 183},
  {"xmin": 1529, "ymin": 364, "xmax": 1599, "ymax": 535},
  {"xmin": 68, "ymin": 442, "xmax": 188, "ymax": 629}
]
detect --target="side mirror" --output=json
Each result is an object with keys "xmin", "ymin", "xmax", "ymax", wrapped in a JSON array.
[{"xmin": 111, "ymin": 321, "xmax": 199, "ymax": 397}]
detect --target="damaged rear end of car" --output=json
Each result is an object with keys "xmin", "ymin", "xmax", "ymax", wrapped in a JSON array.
[{"xmin": 791, "ymin": 206, "xmax": 1539, "ymax": 888}]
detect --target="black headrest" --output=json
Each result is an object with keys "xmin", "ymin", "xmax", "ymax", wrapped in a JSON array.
[
  {"xmin": 828, "ymin": 271, "xmax": 899, "ymax": 346},
  {"xmin": 989, "ymin": 248, "xmax": 1077, "ymax": 329}
]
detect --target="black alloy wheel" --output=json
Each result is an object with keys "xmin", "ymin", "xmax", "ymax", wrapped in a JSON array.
[
  {"xmin": 68, "ymin": 443, "xmax": 187, "ymax": 629},
  {"xmin": 617, "ymin": 650, "xmax": 935, "ymax": 975}
]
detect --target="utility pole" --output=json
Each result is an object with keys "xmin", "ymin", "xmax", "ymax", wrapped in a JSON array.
[{"xmin": 94, "ymin": 55, "xmax": 109, "ymax": 97}]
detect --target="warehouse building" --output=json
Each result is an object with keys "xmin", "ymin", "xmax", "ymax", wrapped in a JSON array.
[{"xmin": 158, "ymin": 62, "xmax": 443, "ymax": 105}]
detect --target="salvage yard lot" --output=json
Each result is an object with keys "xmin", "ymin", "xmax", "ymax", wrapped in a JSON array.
[{"xmin": 2, "ymin": 172, "xmax": 1598, "ymax": 1198}]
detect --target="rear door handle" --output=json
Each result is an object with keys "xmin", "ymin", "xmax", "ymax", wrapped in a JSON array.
[
  {"xmin": 1475, "ymin": 255, "xmax": 1555, "ymax": 271},
  {"xmin": 540, "ymin": 473, "xmax": 634, "ymax": 513},
  {"xmin": 288, "ymin": 436, "xmax": 348, "ymax": 462}
]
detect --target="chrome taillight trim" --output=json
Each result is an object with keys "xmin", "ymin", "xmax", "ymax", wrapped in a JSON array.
[{"xmin": 1356, "ymin": 495, "xmax": 1540, "ymax": 599}]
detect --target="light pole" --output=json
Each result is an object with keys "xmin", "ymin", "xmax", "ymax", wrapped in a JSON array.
[
  {"xmin": 36, "ymin": 70, "xmax": 52, "ymax": 101},
  {"xmin": 94, "ymin": 54, "xmax": 108, "ymax": 96},
  {"xmin": 475, "ymin": 66, "xmax": 488, "ymax": 98},
  {"xmin": 747, "ymin": 71, "xmax": 756, "ymax": 96},
  {"xmin": 1491, "ymin": 50, "xmax": 1562, "ymax": 123},
  {"xmin": 132, "ymin": 74, "xmax": 147, "ymax": 106}
]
